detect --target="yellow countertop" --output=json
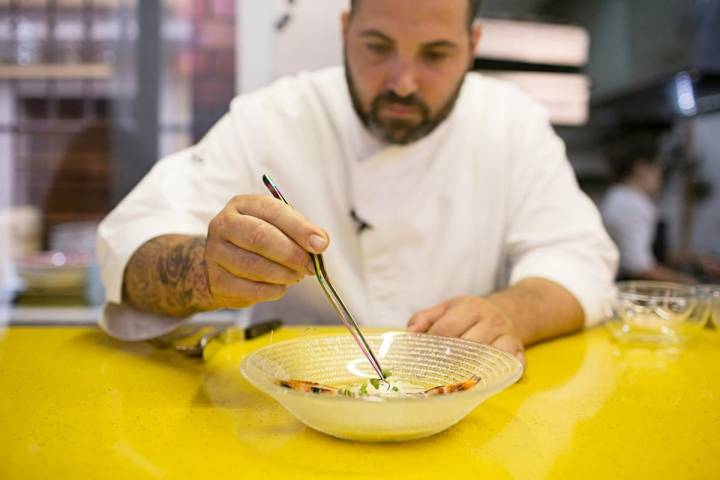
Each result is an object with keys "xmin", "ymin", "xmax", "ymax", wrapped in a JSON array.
[{"xmin": 1, "ymin": 325, "xmax": 719, "ymax": 480}]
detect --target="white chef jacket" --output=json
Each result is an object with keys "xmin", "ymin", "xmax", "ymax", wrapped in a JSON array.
[
  {"xmin": 601, "ymin": 184, "xmax": 657, "ymax": 274},
  {"xmin": 97, "ymin": 67, "xmax": 618, "ymax": 340}
]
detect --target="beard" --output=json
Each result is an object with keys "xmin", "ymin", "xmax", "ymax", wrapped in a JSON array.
[{"xmin": 344, "ymin": 58, "xmax": 466, "ymax": 145}]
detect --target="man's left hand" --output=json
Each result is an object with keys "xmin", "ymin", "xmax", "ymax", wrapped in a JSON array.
[{"xmin": 407, "ymin": 296, "xmax": 526, "ymax": 367}]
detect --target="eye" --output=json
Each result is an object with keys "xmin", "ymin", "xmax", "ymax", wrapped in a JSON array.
[
  {"xmin": 422, "ymin": 50, "xmax": 449, "ymax": 63},
  {"xmin": 365, "ymin": 43, "xmax": 392, "ymax": 56}
]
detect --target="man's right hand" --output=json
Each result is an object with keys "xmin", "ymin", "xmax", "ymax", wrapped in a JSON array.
[{"xmin": 204, "ymin": 195, "xmax": 329, "ymax": 309}]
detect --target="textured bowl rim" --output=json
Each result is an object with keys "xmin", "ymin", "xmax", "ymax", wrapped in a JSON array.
[
  {"xmin": 615, "ymin": 281, "xmax": 696, "ymax": 303},
  {"xmin": 240, "ymin": 331, "xmax": 524, "ymax": 404}
]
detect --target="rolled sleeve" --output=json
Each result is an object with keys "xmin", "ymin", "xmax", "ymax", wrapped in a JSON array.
[
  {"xmin": 96, "ymin": 112, "xmax": 256, "ymax": 340},
  {"xmin": 506, "ymin": 108, "xmax": 619, "ymax": 326},
  {"xmin": 96, "ymin": 149, "xmax": 210, "ymax": 304},
  {"xmin": 509, "ymin": 242, "xmax": 618, "ymax": 326},
  {"xmin": 98, "ymin": 303, "xmax": 195, "ymax": 341}
]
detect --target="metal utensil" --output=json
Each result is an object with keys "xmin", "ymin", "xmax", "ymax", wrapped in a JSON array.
[
  {"xmin": 262, "ymin": 174, "xmax": 386, "ymax": 381},
  {"xmin": 154, "ymin": 319, "xmax": 283, "ymax": 359},
  {"xmin": 173, "ymin": 327, "xmax": 223, "ymax": 357}
]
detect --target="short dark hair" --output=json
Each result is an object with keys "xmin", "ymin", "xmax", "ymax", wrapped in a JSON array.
[
  {"xmin": 349, "ymin": 0, "xmax": 482, "ymax": 30},
  {"xmin": 604, "ymin": 130, "xmax": 663, "ymax": 182}
]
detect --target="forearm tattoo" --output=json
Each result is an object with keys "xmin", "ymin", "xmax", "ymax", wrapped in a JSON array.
[{"xmin": 123, "ymin": 235, "xmax": 213, "ymax": 317}]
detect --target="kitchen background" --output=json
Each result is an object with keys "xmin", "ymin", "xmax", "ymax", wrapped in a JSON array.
[{"xmin": 0, "ymin": 0, "xmax": 718, "ymax": 316}]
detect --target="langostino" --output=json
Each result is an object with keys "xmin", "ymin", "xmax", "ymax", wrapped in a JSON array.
[{"xmin": 276, "ymin": 375, "xmax": 481, "ymax": 398}]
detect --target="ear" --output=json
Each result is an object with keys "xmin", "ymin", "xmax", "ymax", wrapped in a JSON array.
[
  {"xmin": 341, "ymin": 11, "xmax": 351, "ymax": 44},
  {"xmin": 470, "ymin": 23, "xmax": 482, "ymax": 55}
]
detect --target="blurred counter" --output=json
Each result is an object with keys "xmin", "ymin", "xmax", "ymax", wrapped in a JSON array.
[
  {"xmin": 4, "ymin": 306, "xmax": 102, "ymax": 325},
  {"xmin": 2, "ymin": 306, "xmax": 243, "ymax": 326}
]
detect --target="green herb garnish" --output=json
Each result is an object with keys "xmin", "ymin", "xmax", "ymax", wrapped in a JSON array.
[
  {"xmin": 392, "ymin": 386, "xmax": 399, "ymax": 392},
  {"xmin": 382, "ymin": 368, "xmax": 393, "ymax": 378},
  {"xmin": 359, "ymin": 383, "xmax": 368, "ymax": 395},
  {"xmin": 369, "ymin": 378, "xmax": 381, "ymax": 390}
]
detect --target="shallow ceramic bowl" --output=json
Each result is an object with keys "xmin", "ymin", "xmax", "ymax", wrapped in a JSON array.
[
  {"xmin": 15, "ymin": 252, "xmax": 89, "ymax": 290},
  {"xmin": 241, "ymin": 332, "xmax": 523, "ymax": 442}
]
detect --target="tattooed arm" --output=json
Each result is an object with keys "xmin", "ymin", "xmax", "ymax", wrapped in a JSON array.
[
  {"xmin": 122, "ymin": 195, "xmax": 330, "ymax": 317},
  {"xmin": 123, "ymin": 235, "xmax": 216, "ymax": 317}
]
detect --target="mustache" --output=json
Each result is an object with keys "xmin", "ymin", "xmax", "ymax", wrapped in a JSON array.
[{"xmin": 374, "ymin": 91, "xmax": 427, "ymax": 109}]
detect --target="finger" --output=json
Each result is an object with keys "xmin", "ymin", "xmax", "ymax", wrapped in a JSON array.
[
  {"xmin": 490, "ymin": 333, "xmax": 524, "ymax": 356},
  {"xmin": 517, "ymin": 351, "xmax": 527, "ymax": 369},
  {"xmin": 233, "ymin": 195, "xmax": 329, "ymax": 254},
  {"xmin": 459, "ymin": 319, "xmax": 505, "ymax": 345},
  {"xmin": 210, "ymin": 240, "xmax": 306, "ymax": 285},
  {"xmin": 208, "ymin": 266, "xmax": 287, "ymax": 308},
  {"xmin": 218, "ymin": 213, "xmax": 313, "ymax": 275},
  {"xmin": 490, "ymin": 334, "xmax": 526, "ymax": 368},
  {"xmin": 407, "ymin": 303, "xmax": 448, "ymax": 332},
  {"xmin": 427, "ymin": 303, "xmax": 478, "ymax": 338}
]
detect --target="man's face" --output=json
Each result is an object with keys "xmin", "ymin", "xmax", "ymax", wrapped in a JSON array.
[
  {"xmin": 636, "ymin": 160, "xmax": 663, "ymax": 197},
  {"xmin": 342, "ymin": 0, "xmax": 481, "ymax": 145}
]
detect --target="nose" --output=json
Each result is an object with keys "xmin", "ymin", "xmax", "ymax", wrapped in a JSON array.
[{"xmin": 386, "ymin": 59, "xmax": 419, "ymax": 98}]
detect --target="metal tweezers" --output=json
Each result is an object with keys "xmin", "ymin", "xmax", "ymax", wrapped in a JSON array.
[{"xmin": 262, "ymin": 174, "xmax": 386, "ymax": 381}]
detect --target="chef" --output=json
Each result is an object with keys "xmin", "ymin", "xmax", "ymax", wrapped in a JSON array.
[{"xmin": 97, "ymin": 0, "xmax": 618, "ymax": 365}]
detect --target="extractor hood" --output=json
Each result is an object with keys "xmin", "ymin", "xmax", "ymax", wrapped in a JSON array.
[{"xmin": 545, "ymin": 0, "xmax": 720, "ymax": 122}]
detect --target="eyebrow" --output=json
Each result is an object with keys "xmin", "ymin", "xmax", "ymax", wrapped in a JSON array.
[
  {"xmin": 423, "ymin": 41, "xmax": 458, "ymax": 50},
  {"xmin": 359, "ymin": 30, "xmax": 459, "ymax": 50},
  {"xmin": 359, "ymin": 30, "xmax": 394, "ymax": 43}
]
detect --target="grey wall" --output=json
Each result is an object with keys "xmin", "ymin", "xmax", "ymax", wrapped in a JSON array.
[
  {"xmin": 691, "ymin": 112, "xmax": 720, "ymax": 254},
  {"xmin": 660, "ymin": 113, "xmax": 720, "ymax": 256},
  {"xmin": 546, "ymin": 0, "xmax": 694, "ymax": 100}
]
